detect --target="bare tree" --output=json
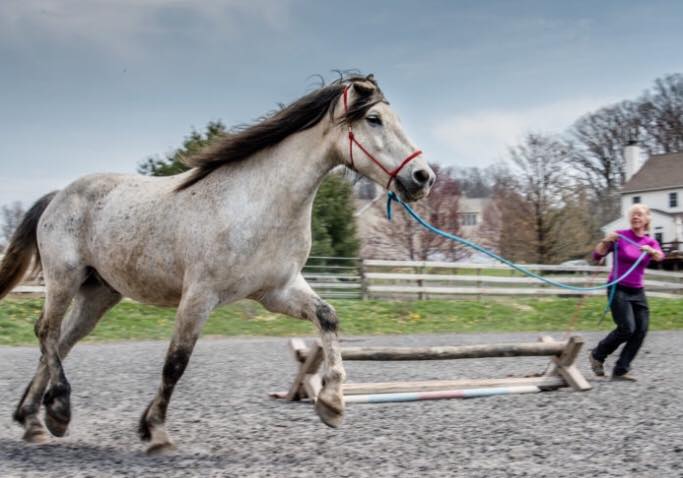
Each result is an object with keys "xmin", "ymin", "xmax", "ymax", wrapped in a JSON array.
[
  {"xmin": 552, "ymin": 189, "xmax": 598, "ymax": 260},
  {"xmin": 481, "ymin": 179, "xmax": 536, "ymax": 262},
  {"xmin": 570, "ymin": 101, "xmax": 640, "ymax": 193},
  {"xmin": 637, "ymin": 73, "xmax": 683, "ymax": 154},
  {"xmin": 1, "ymin": 202, "xmax": 25, "ymax": 251},
  {"xmin": 451, "ymin": 165, "xmax": 497, "ymax": 198},
  {"xmin": 506, "ymin": 133, "xmax": 575, "ymax": 263},
  {"xmin": 475, "ymin": 164, "xmax": 515, "ymax": 254},
  {"xmin": 477, "ymin": 196, "xmax": 502, "ymax": 253},
  {"xmin": 569, "ymin": 102, "xmax": 640, "ymax": 226}
]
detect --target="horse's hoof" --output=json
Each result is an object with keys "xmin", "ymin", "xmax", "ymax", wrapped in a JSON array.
[
  {"xmin": 43, "ymin": 388, "xmax": 71, "ymax": 438},
  {"xmin": 23, "ymin": 427, "xmax": 50, "ymax": 444},
  {"xmin": 44, "ymin": 411, "xmax": 69, "ymax": 437},
  {"xmin": 315, "ymin": 395, "xmax": 345, "ymax": 428},
  {"xmin": 146, "ymin": 441, "xmax": 177, "ymax": 456}
]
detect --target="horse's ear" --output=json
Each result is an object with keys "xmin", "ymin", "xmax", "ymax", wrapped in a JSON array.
[{"xmin": 351, "ymin": 80, "xmax": 377, "ymax": 97}]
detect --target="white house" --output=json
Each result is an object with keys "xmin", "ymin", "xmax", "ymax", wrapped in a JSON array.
[
  {"xmin": 457, "ymin": 195, "xmax": 491, "ymax": 240},
  {"xmin": 602, "ymin": 144, "xmax": 683, "ymax": 248}
]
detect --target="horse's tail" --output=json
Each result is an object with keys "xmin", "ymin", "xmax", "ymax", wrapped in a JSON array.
[{"xmin": 0, "ymin": 191, "xmax": 58, "ymax": 300}]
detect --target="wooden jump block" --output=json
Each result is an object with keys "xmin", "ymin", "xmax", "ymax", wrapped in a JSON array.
[
  {"xmin": 270, "ymin": 335, "xmax": 591, "ymax": 404},
  {"xmin": 542, "ymin": 335, "xmax": 592, "ymax": 392}
]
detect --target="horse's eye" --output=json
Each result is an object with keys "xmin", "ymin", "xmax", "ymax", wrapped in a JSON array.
[{"xmin": 366, "ymin": 115, "xmax": 383, "ymax": 126}]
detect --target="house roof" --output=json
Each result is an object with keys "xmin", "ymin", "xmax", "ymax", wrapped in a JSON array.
[{"xmin": 622, "ymin": 152, "xmax": 683, "ymax": 193}]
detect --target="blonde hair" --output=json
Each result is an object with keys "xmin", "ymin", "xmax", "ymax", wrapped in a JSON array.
[{"xmin": 627, "ymin": 203, "xmax": 652, "ymax": 231}]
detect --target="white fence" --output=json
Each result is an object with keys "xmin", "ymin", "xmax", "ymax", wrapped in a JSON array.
[
  {"xmin": 360, "ymin": 260, "xmax": 683, "ymax": 300},
  {"xmin": 7, "ymin": 256, "xmax": 683, "ymax": 300},
  {"xmin": 303, "ymin": 258, "xmax": 683, "ymax": 300}
]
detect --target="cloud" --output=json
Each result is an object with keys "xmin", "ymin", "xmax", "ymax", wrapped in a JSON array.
[
  {"xmin": 433, "ymin": 97, "xmax": 617, "ymax": 166},
  {"xmin": 0, "ymin": 0, "xmax": 296, "ymax": 58}
]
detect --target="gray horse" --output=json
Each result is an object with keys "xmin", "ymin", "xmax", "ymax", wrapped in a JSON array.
[{"xmin": 0, "ymin": 74, "xmax": 435, "ymax": 454}]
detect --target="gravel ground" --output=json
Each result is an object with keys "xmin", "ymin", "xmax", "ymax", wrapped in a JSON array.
[{"xmin": 1, "ymin": 331, "xmax": 682, "ymax": 478}]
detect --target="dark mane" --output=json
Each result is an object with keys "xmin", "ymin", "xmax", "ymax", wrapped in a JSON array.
[{"xmin": 176, "ymin": 74, "xmax": 385, "ymax": 191}]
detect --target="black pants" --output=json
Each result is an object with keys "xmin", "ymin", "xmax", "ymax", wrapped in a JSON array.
[{"xmin": 592, "ymin": 285, "xmax": 649, "ymax": 375}]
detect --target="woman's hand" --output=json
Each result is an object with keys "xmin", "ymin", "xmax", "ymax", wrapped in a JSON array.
[
  {"xmin": 604, "ymin": 232, "xmax": 619, "ymax": 244},
  {"xmin": 595, "ymin": 232, "xmax": 619, "ymax": 257},
  {"xmin": 641, "ymin": 245, "xmax": 665, "ymax": 261}
]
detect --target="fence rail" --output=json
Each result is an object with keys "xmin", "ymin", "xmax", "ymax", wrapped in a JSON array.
[
  {"xmin": 6, "ymin": 256, "xmax": 683, "ymax": 300},
  {"xmin": 360, "ymin": 259, "xmax": 683, "ymax": 300}
]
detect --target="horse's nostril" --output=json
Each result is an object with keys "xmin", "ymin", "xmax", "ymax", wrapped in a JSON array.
[
  {"xmin": 428, "ymin": 176, "xmax": 435, "ymax": 187},
  {"xmin": 413, "ymin": 169, "xmax": 431, "ymax": 185}
]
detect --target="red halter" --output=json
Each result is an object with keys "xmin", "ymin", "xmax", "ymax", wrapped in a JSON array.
[{"xmin": 343, "ymin": 86, "xmax": 423, "ymax": 189}]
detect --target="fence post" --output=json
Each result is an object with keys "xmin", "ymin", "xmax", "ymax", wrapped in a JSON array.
[
  {"xmin": 476, "ymin": 267, "xmax": 481, "ymax": 302},
  {"xmin": 417, "ymin": 262, "xmax": 425, "ymax": 300},
  {"xmin": 360, "ymin": 258, "xmax": 369, "ymax": 300}
]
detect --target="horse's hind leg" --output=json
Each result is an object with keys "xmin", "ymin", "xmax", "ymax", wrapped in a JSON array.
[
  {"xmin": 138, "ymin": 290, "xmax": 216, "ymax": 455},
  {"xmin": 15, "ymin": 274, "xmax": 120, "ymax": 441},
  {"xmin": 32, "ymin": 275, "xmax": 81, "ymax": 438},
  {"xmin": 260, "ymin": 275, "xmax": 346, "ymax": 427},
  {"xmin": 13, "ymin": 309, "xmax": 50, "ymax": 443}
]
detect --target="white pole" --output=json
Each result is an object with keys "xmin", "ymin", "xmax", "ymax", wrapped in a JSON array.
[{"xmin": 343, "ymin": 385, "xmax": 541, "ymax": 404}]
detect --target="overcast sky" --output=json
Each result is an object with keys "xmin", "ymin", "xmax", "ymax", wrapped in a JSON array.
[{"xmin": 2, "ymin": 0, "xmax": 683, "ymax": 207}]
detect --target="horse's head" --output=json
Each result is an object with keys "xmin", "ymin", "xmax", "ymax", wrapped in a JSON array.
[{"xmin": 335, "ymin": 78, "xmax": 436, "ymax": 202}]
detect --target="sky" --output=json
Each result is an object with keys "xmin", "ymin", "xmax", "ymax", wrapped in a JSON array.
[{"xmin": 2, "ymin": 0, "xmax": 683, "ymax": 208}]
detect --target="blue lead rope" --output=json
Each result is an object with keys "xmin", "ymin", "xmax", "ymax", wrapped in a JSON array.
[{"xmin": 385, "ymin": 192, "xmax": 648, "ymax": 292}]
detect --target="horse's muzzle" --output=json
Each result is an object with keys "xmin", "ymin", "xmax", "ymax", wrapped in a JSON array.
[{"xmin": 395, "ymin": 168, "xmax": 436, "ymax": 202}]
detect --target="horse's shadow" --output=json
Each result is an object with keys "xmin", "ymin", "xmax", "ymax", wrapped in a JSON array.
[{"xmin": 0, "ymin": 437, "xmax": 229, "ymax": 472}]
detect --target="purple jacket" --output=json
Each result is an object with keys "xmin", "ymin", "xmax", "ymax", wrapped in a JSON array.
[{"xmin": 593, "ymin": 229, "xmax": 663, "ymax": 289}]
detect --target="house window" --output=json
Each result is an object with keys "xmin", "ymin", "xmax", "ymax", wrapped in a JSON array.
[
  {"xmin": 669, "ymin": 192, "xmax": 678, "ymax": 208},
  {"xmin": 655, "ymin": 232, "xmax": 663, "ymax": 244},
  {"xmin": 459, "ymin": 213, "xmax": 478, "ymax": 226},
  {"xmin": 632, "ymin": 196, "xmax": 641, "ymax": 204}
]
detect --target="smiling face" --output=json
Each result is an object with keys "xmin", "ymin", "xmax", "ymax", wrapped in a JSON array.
[
  {"xmin": 628, "ymin": 204, "xmax": 651, "ymax": 233},
  {"xmin": 338, "ymin": 82, "xmax": 436, "ymax": 202}
]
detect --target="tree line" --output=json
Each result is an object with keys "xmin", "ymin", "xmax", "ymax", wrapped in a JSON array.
[{"xmin": 483, "ymin": 73, "xmax": 683, "ymax": 263}]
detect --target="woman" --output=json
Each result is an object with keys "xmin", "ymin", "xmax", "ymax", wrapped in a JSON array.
[{"xmin": 589, "ymin": 204, "xmax": 664, "ymax": 381}]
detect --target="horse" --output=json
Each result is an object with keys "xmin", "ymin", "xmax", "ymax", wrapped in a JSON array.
[{"xmin": 0, "ymin": 74, "xmax": 436, "ymax": 454}]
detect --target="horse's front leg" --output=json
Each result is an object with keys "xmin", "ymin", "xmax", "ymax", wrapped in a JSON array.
[
  {"xmin": 138, "ymin": 290, "xmax": 216, "ymax": 455},
  {"xmin": 260, "ymin": 274, "xmax": 346, "ymax": 427}
]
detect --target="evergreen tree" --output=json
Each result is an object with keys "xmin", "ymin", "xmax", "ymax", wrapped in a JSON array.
[
  {"xmin": 312, "ymin": 173, "xmax": 360, "ymax": 258},
  {"xmin": 137, "ymin": 121, "xmax": 227, "ymax": 176}
]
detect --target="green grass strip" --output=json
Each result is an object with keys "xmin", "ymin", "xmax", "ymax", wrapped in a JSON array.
[{"xmin": 1, "ymin": 297, "xmax": 682, "ymax": 346}]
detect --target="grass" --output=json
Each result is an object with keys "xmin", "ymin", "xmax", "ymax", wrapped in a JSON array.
[{"xmin": 1, "ymin": 296, "xmax": 682, "ymax": 346}]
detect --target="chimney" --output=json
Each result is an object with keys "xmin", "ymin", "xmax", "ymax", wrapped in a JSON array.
[{"xmin": 624, "ymin": 140, "xmax": 642, "ymax": 183}]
